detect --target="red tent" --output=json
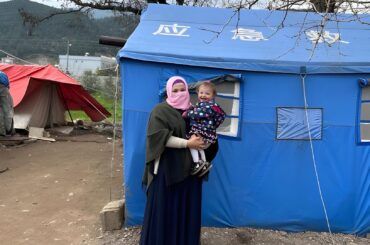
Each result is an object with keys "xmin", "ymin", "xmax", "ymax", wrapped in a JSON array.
[{"xmin": 0, "ymin": 64, "xmax": 111, "ymax": 128}]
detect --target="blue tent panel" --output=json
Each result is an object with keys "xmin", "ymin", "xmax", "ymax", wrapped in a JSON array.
[{"xmin": 119, "ymin": 4, "xmax": 370, "ymax": 74}]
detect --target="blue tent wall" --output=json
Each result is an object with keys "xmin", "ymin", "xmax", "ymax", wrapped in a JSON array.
[{"xmin": 120, "ymin": 58, "xmax": 370, "ymax": 235}]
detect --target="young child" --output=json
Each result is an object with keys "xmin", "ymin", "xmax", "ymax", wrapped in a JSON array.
[{"xmin": 184, "ymin": 81, "xmax": 226, "ymax": 177}]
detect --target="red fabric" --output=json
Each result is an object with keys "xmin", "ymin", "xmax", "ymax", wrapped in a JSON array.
[{"xmin": 0, "ymin": 64, "xmax": 111, "ymax": 122}]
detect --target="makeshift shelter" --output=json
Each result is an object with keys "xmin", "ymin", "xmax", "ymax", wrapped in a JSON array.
[
  {"xmin": 118, "ymin": 4, "xmax": 370, "ymax": 235},
  {"xmin": 0, "ymin": 64, "xmax": 110, "ymax": 129}
]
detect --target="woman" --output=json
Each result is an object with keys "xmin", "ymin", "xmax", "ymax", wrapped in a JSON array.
[{"xmin": 140, "ymin": 76, "xmax": 218, "ymax": 245}]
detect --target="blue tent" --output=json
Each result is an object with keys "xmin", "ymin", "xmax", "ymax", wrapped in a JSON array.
[{"xmin": 118, "ymin": 4, "xmax": 370, "ymax": 235}]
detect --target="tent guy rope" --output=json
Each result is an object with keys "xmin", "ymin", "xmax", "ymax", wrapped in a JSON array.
[
  {"xmin": 109, "ymin": 64, "xmax": 120, "ymax": 201},
  {"xmin": 300, "ymin": 70, "xmax": 334, "ymax": 244}
]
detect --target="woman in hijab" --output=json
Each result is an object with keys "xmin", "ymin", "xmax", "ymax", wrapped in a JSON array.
[{"xmin": 140, "ymin": 76, "xmax": 218, "ymax": 245}]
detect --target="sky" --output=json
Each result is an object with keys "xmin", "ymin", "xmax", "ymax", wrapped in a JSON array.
[
  {"xmin": 0, "ymin": 0, "xmax": 72, "ymax": 8},
  {"xmin": 0, "ymin": 0, "xmax": 271, "ymax": 9},
  {"xmin": 31, "ymin": 0, "xmax": 63, "ymax": 8}
]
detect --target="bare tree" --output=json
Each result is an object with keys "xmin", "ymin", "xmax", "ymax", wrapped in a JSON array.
[
  {"xmin": 265, "ymin": 0, "xmax": 370, "ymax": 14},
  {"xmin": 21, "ymin": 0, "xmax": 370, "ymax": 20},
  {"xmin": 19, "ymin": 0, "xmax": 370, "ymax": 53}
]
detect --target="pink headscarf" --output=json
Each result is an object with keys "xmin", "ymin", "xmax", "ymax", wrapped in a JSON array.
[{"xmin": 166, "ymin": 76, "xmax": 191, "ymax": 110}]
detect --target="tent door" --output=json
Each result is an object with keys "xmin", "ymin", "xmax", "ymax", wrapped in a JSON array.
[{"xmin": 14, "ymin": 82, "xmax": 66, "ymax": 129}]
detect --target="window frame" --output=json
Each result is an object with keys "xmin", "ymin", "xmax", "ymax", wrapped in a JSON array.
[
  {"xmin": 188, "ymin": 75, "xmax": 243, "ymax": 139},
  {"xmin": 275, "ymin": 106, "xmax": 324, "ymax": 141},
  {"xmin": 356, "ymin": 80, "xmax": 370, "ymax": 145}
]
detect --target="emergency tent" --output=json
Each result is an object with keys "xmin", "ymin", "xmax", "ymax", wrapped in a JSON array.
[
  {"xmin": 118, "ymin": 4, "xmax": 370, "ymax": 235},
  {"xmin": 0, "ymin": 64, "xmax": 110, "ymax": 129}
]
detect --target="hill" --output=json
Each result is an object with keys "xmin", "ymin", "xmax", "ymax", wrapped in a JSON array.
[{"xmin": 0, "ymin": 0, "xmax": 138, "ymax": 62}]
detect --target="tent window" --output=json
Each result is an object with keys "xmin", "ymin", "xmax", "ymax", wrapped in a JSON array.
[
  {"xmin": 359, "ymin": 84, "xmax": 370, "ymax": 142},
  {"xmin": 276, "ymin": 107, "xmax": 323, "ymax": 140},
  {"xmin": 189, "ymin": 75, "xmax": 241, "ymax": 137}
]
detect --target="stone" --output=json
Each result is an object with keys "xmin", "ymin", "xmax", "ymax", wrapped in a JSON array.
[
  {"xmin": 100, "ymin": 199, "xmax": 125, "ymax": 231},
  {"xmin": 29, "ymin": 127, "xmax": 44, "ymax": 138}
]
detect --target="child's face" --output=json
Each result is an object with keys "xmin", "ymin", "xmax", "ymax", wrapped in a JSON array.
[{"xmin": 198, "ymin": 85, "xmax": 214, "ymax": 102}]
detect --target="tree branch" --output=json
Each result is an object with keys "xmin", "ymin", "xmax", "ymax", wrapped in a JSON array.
[{"xmin": 66, "ymin": 0, "xmax": 146, "ymax": 14}]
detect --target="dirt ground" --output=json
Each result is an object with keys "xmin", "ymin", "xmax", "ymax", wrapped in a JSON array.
[
  {"xmin": 0, "ymin": 130, "xmax": 123, "ymax": 245},
  {"xmin": 0, "ymin": 130, "xmax": 369, "ymax": 245}
]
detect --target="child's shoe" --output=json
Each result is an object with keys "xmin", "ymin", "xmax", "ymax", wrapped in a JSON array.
[
  {"xmin": 190, "ymin": 160, "xmax": 206, "ymax": 175},
  {"xmin": 198, "ymin": 162, "xmax": 213, "ymax": 178}
]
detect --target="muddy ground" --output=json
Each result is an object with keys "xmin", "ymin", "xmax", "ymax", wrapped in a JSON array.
[{"xmin": 0, "ymin": 130, "xmax": 369, "ymax": 245}]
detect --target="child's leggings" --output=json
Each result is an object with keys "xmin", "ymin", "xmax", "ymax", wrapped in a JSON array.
[{"xmin": 189, "ymin": 143, "xmax": 211, "ymax": 163}]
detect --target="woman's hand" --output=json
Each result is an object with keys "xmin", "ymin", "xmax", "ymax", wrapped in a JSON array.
[{"xmin": 187, "ymin": 135, "xmax": 206, "ymax": 150}]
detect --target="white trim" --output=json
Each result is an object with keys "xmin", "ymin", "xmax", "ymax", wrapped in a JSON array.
[
  {"xmin": 218, "ymin": 118, "xmax": 239, "ymax": 137},
  {"xmin": 234, "ymin": 82, "xmax": 240, "ymax": 97},
  {"xmin": 217, "ymin": 92, "xmax": 236, "ymax": 97},
  {"xmin": 215, "ymin": 81, "xmax": 240, "ymax": 137},
  {"xmin": 231, "ymin": 99, "xmax": 239, "ymax": 116}
]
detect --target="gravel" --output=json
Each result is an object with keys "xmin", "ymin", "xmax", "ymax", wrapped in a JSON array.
[{"xmin": 98, "ymin": 226, "xmax": 369, "ymax": 245}]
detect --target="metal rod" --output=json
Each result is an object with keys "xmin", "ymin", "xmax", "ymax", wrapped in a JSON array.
[{"xmin": 99, "ymin": 36, "xmax": 126, "ymax": 47}]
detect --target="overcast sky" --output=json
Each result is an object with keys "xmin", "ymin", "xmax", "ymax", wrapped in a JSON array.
[
  {"xmin": 31, "ymin": 0, "xmax": 63, "ymax": 8},
  {"xmin": 0, "ymin": 0, "xmax": 73, "ymax": 8},
  {"xmin": 0, "ymin": 0, "xmax": 270, "ymax": 10}
]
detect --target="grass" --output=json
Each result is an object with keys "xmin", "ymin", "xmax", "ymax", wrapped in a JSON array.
[{"xmin": 69, "ymin": 92, "xmax": 122, "ymax": 124}]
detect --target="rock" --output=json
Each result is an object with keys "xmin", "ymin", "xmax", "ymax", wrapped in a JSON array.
[
  {"xmin": 100, "ymin": 199, "xmax": 125, "ymax": 231},
  {"xmin": 236, "ymin": 232, "xmax": 253, "ymax": 244}
]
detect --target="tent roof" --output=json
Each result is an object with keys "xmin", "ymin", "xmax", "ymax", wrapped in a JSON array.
[
  {"xmin": 118, "ymin": 4, "xmax": 370, "ymax": 74},
  {"xmin": 0, "ymin": 64, "xmax": 111, "ymax": 122}
]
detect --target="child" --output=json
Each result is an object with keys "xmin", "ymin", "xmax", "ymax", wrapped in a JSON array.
[{"xmin": 183, "ymin": 81, "xmax": 225, "ymax": 177}]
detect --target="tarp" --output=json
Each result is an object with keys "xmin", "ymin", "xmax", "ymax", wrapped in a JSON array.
[
  {"xmin": 0, "ymin": 64, "xmax": 111, "ymax": 122},
  {"xmin": 119, "ymin": 4, "xmax": 370, "ymax": 74}
]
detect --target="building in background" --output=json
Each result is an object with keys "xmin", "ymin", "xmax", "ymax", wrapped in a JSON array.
[
  {"xmin": 1, "ymin": 57, "xmax": 15, "ymax": 64},
  {"xmin": 58, "ymin": 54, "xmax": 116, "ymax": 77}
]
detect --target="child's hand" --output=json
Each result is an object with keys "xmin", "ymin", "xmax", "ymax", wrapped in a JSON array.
[{"xmin": 182, "ymin": 111, "xmax": 188, "ymax": 118}]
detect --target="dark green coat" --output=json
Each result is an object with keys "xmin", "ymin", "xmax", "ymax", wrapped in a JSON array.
[
  {"xmin": 143, "ymin": 102, "xmax": 192, "ymax": 188},
  {"xmin": 143, "ymin": 102, "xmax": 219, "ymax": 188}
]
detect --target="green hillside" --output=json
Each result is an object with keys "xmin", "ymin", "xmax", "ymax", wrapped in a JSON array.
[{"xmin": 0, "ymin": 0, "xmax": 138, "ymax": 61}]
